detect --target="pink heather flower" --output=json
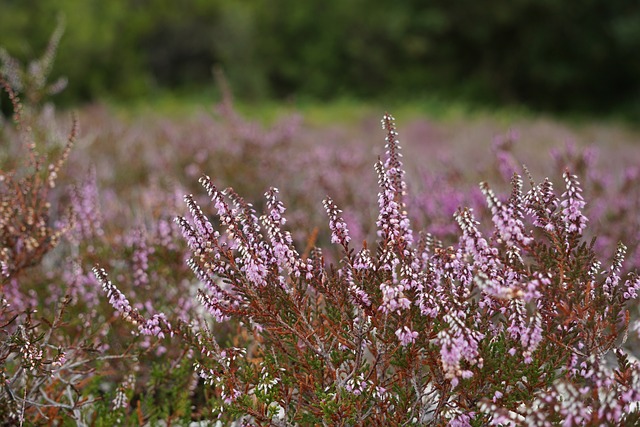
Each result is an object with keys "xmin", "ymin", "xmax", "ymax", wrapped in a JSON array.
[
  {"xmin": 506, "ymin": 302, "xmax": 543, "ymax": 364},
  {"xmin": 204, "ymin": 183, "xmax": 273, "ymax": 288},
  {"xmin": 175, "ymin": 216, "xmax": 207, "ymax": 254},
  {"xmin": 374, "ymin": 386, "xmax": 388, "ymax": 400},
  {"xmin": 376, "ymin": 167, "xmax": 413, "ymax": 249},
  {"xmin": 323, "ymin": 197, "xmax": 351, "ymax": 247},
  {"xmin": 185, "ymin": 194, "xmax": 215, "ymax": 237},
  {"xmin": 242, "ymin": 256, "xmax": 268, "ymax": 287},
  {"xmin": 94, "ymin": 266, "xmax": 133, "ymax": 317},
  {"xmin": 603, "ymin": 243, "xmax": 628, "ymax": 301},
  {"xmin": 525, "ymin": 177, "xmax": 560, "ymax": 233},
  {"xmin": 376, "ymin": 114, "xmax": 413, "ymax": 253},
  {"xmin": 94, "ymin": 267, "xmax": 171, "ymax": 338},
  {"xmin": 112, "ymin": 387, "xmax": 129, "ymax": 411},
  {"xmin": 20, "ymin": 338, "xmax": 44, "ymax": 371},
  {"xmin": 353, "ymin": 247, "xmax": 374, "ymax": 271},
  {"xmin": 623, "ymin": 275, "xmax": 640, "ymax": 301},
  {"xmin": 345, "ymin": 374, "xmax": 369, "ymax": 395},
  {"xmin": 0, "ymin": 261, "xmax": 9, "ymax": 277},
  {"xmin": 487, "ymin": 412, "xmax": 520, "ymax": 427},
  {"xmin": 481, "ymin": 179, "xmax": 532, "ymax": 249},
  {"xmin": 449, "ymin": 412, "xmax": 474, "ymax": 427},
  {"xmin": 228, "ymin": 190, "xmax": 264, "ymax": 249},
  {"xmin": 138, "ymin": 313, "xmax": 170, "ymax": 339},
  {"xmin": 492, "ymin": 129, "xmax": 520, "ymax": 181},
  {"xmin": 348, "ymin": 282, "xmax": 371, "ymax": 308},
  {"xmin": 379, "ymin": 279, "xmax": 411, "ymax": 314},
  {"xmin": 112, "ymin": 374, "xmax": 136, "ymax": 411},
  {"xmin": 51, "ymin": 351, "xmax": 66, "ymax": 368},
  {"xmin": 395, "ymin": 326, "xmax": 418, "ymax": 346},
  {"xmin": 561, "ymin": 170, "xmax": 588, "ymax": 235},
  {"xmin": 69, "ymin": 167, "xmax": 104, "ymax": 240},
  {"xmin": 154, "ymin": 217, "xmax": 177, "ymax": 250},
  {"xmin": 261, "ymin": 188, "xmax": 300, "ymax": 274},
  {"xmin": 438, "ymin": 311, "xmax": 484, "ymax": 384},
  {"xmin": 454, "ymin": 208, "xmax": 507, "ymax": 297},
  {"xmin": 523, "ymin": 274, "xmax": 547, "ymax": 303},
  {"xmin": 128, "ymin": 229, "xmax": 150, "ymax": 289},
  {"xmin": 381, "ymin": 113, "xmax": 407, "ymax": 198}
]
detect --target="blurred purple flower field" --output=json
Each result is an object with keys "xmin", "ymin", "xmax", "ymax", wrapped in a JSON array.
[{"xmin": 3, "ymin": 42, "xmax": 640, "ymax": 425}]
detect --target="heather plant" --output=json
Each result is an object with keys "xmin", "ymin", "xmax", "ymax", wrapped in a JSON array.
[
  {"xmin": 0, "ymin": 19, "xmax": 67, "ymax": 114},
  {"xmin": 51, "ymin": 108, "xmax": 640, "ymax": 424},
  {"xmin": 0, "ymin": 79, "xmax": 75, "ymax": 287},
  {"xmin": 0, "ymin": 20, "xmax": 76, "ymax": 285},
  {"xmin": 0, "ymin": 38, "xmax": 98, "ymax": 425},
  {"xmin": 0, "ymin": 32, "xmax": 148, "ymax": 425},
  {"xmin": 0, "ymin": 68, "xmax": 75, "ymax": 426},
  {"xmin": 493, "ymin": 133, "xmax": 640, "ymax": 273},
  {"xmin": 95, "ymin": 114, "xmax": 640, "ymax": 425}
]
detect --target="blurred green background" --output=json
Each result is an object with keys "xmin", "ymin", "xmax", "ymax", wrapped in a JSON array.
[{"xmin": 2, "ymin": 0, "xmax": 639, "ymax": 116}]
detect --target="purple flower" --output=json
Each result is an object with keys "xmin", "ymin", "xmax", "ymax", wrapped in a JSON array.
[
  {"xmin": 127, "ymin": 229, "xmax": 150, "ymax": 289},
  {"xmin": 481, "ymin": 178, "xmax": 533, "ymax": 250},
  {"xmin": 138, "ymin": 313, "xmax": 171, "ymax": 339},
  {"xmin": 379, "ymin": 278, "xmax": 411, "ymax": 314},
  {"xmin": 94, "ymin": 266, "xmax": 133, "ymax": 317},
  {"xmin": 323, "ymin": 197, "xmax": 351, "ymax": 247},
  {"xmin": 185, "ymin": 194, "xmax": 215, "ymax": 237},
  {"xmin": 395, "ymin": 326, "xmax": 418, "ymax": 346},
  {"xmin": 561, "ymin": 170, "xmax": 588, "ymax": 235},
  {"xmin": 604, "ymin": 242, "xmax": 628, "ymax": 301},
  {"xmin": 438, "ymin": 311, "xmax": 485, "ymax": 385},
  {"xmin": 376, "ymin": 114, "xmax": 413, "ymax": 254},
  {"xmin": 1, "ymin": 261, "xmax": 9, "ymax": 277},
  {"xmin": 93, "ymin": 266, "xmax": 170, "ymax": 338},
  {"xmin": 506, "ymin": 304, "xmax": 542, "ymax": 364},
  {"xmin": 69, "ymin": 167, "xmax": 104, "ymax": 241}
]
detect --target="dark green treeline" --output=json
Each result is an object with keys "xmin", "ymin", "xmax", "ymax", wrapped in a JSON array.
[{"xmin": 1, "ymin": 0, "xmax": 639, "ymax": 113}]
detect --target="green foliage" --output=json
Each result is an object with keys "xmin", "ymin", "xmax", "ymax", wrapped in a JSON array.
[{"xmin": 1, "ymin": 0, "xmax": 639, "ymax": 113}]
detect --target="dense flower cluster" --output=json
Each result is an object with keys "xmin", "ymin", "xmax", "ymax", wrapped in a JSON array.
[{"xmin": 121, "ymin": 113, "xmax": 639, "ymax": 425}]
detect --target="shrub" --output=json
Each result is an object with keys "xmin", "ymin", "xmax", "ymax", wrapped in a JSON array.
[
  {"xmin": 0, "ymin": 81, "xmax": 75, "ymax": 285},
  {"xmin": 0, "ymin": 31, "xmax": 135, "ymax": 426},
  {"xmin": 97, "ymin": 114, "xmax": 640, "ymax": 425}
]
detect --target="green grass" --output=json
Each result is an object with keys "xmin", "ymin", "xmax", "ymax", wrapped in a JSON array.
[{"xmin": 101, "ymin": 86, "xmax": 541, "ymax": 125}]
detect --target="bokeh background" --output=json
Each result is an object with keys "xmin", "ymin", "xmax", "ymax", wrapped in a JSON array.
[{"xmin": 2, "ymin": 0, "xmax": 640, "ymax": 116}]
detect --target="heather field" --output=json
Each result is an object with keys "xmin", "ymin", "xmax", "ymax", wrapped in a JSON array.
[{"xmin": 4, "ymin": 43, "xmax": 640, "ymax": 427}]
